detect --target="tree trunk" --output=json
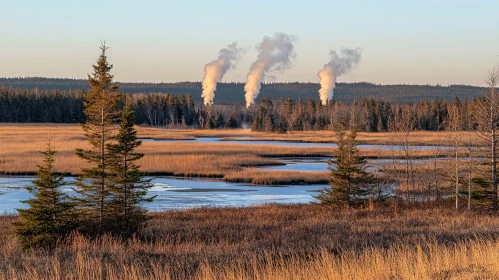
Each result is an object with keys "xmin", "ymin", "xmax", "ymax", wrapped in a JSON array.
[
  {"xmin": 492, "ymin": 127, "xmax": 498, "ymax": 209},
  {"xmin": 100, "ymin": 106, "xmax": 105, "ymax": 233},
  {"xmin": 468, "ymin": 150, "xmax": 472, "ymax": 211},
  {"xmin": 492, "ymin": 88, "xmax": 498, "ymax": 209},
  {"xmin": 455, "ymin": 137, "xmax": 459, "ymax": 210}
]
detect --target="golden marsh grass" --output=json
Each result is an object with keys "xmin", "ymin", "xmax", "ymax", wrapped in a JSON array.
[
  {"xmin": 0, "ymin": 125, "xmax": 460, "ymax": 184},
  {"xmin": 1, "ymin": 203, "xmax": 499, "ymax": 279}
]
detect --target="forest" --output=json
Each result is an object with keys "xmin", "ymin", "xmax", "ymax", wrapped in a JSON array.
[
  {"xmin": 0, "ymin": 77, "xmax": 485, "ymax": 103},
  {"xmin": 0, "ymin": 86, "xmax": 471, "ymax": 132}
]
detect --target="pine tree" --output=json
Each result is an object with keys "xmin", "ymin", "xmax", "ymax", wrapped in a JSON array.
[
  {"xmin": 15, "ymin": 142, "xmax": 75, "ymax": 249},
  {"xmin": 315, "ymin": 121, "xmax": 376, "ymax": 207},
  {"xmin": 74, "ymin": 43, "xmax": 121, "ymax": 234},
  {"xmin": 107, "ymin": 96, "xmax": 155, "ymax": 236}
]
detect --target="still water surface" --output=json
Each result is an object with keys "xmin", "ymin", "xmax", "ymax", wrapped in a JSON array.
[
  {"xmin": 0, "ymin": 176, "xmax": 323, "ymax": 214},
  {"xmin": 1, "ymin": 137, "xmax": 447, "ymax": 214},
  {"xmin": 141, "ymin": 137, "xmax": 444, "ymax": 150}
]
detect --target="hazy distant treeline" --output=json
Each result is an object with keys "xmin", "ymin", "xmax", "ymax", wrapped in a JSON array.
[
  {"xmin": 0, "ymin": 87, "xmax": 475, "ymax": 132},
  {"xmin": 0, "ymin": 77, "xmax": 485, "ymax": 104},
  {"xmin": 0, "ymin": 88, "xmax": 197, "ymax": 125}
]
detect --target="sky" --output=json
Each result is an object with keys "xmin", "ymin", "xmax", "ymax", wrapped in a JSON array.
[{"xmin": 0, "ymin": 0, "xmax": 498, "ymax": 86}]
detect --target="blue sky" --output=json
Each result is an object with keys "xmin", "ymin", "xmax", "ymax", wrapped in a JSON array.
[{"xmin": 0, "ymin": 0, "xmax": 498, "ymax": 86}]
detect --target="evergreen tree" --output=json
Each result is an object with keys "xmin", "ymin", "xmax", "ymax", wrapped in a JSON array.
[
  {"xmin": 15, "ymin": 142, "xmax": 75, "ymax": 249},
  {"xmin": 215, "ymin": 113, "xmax": 225, "ymax": 128},
  {"xmin": 107, "ymin": 97, "xmax": 155, "ymax": 236},
  {"xmin": 227, "ymin": 115, "xmax": 238, "ymax": 128},
  {"xmin": 315, "ymin": 121, "xmax": 376, "ymax": 207},
  {"xmin": 74, "ymin": 43, "xmax": 121, "ymax": 234}
]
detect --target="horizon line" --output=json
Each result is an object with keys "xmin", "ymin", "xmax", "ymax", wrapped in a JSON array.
[{"xmin": 0, "ymin": 76, "xmax": 487, "ymax": 88}]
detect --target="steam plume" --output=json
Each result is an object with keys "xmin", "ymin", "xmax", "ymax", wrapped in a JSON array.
[
  {"xmin": 202, "ymin": 43, "xmax": 243, "ymax": 105},
  {"xmin": 318, "ymin": 48, "xmax": 362, "ymax": 105},
  {"xmin": 244, "ymin": 33, "xmax": 297, "ymax": 107}
]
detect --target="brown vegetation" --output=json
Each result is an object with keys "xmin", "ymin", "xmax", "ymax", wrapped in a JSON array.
[
  {"xmin": 0, "ymin": 125, "xmax": 451, "ymax": 185},
  {"xmin": 141, "ymin": 128, "xmax": 481, "ymax": 146},
  {"xmin": 223, "ymin": 169, "xmax": 328, "ymax": 185},
  {"xmin": 0, "ymin": 125, "xmax": 325, "ymax": 176},
  {"xmin": 1, "ymin": 203, "xmax": 499, "ymax": 279}
]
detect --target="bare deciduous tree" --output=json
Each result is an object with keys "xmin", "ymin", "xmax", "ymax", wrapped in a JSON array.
[
  {"xmin": 447, "ymin": 102, "xmax": 462, "ymax": 209},
  {"xmin": 473, "ymin": 67, "xmax": 499, "ymax": 209},
  {"xmin": 389, "ymin": 106, "xmax": 417, "ymax": 201}
]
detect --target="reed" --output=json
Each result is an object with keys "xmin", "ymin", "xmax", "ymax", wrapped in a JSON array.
[
  {"xmin": 0, "ymin": 125, "xmax": 460, "ymax": 183},
  {"xmin": 223, "ymin": 169, "xmax": 328, "ymax": 184},
  {"xmin": 1, "ymin": 203, "xmax": 499, "ymax": 279}
]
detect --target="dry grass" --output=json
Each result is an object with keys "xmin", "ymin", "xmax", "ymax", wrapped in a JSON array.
[
  {"xmin": 199, "ymin": 239, "xmax": 499, "ymax": 280},
  {"xmin": 223, "ymin": 169, "xmax": 328, "ymax": 185},
  {"xmin": 0, "ymin": 125, "xmax": 329, "ymax": 177},
  {"xmin": 0, "ymin": 125, "xmax": 460, "ymax": 184},
  {"xmin": 1, "ymin": 203, "xmax": 499, "ymax": 279}
]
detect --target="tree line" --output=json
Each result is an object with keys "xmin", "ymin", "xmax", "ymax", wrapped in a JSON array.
[
  {"xmin": 0, "ymin": 88, "xmax": 197, "ymax": 125},
  {"xmin": 0, "ymin": 77, "xmax": 485, "ymax": 104},
  {"xmin": 0, "ymin": 86, "xmax": 481, "ymax": 133}
]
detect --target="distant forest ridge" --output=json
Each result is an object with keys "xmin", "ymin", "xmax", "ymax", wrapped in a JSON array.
[{"xmin": 0, "ymin": 77, "xmax": 486, "ymax": 104}]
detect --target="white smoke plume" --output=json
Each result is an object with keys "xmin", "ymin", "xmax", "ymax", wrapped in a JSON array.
[
  {"xmin": 244, "ymin": 33, "xmax": 297, "ymax": 107},
  {"xmin": 202, "ymin": 43, "xmax": 243, "ymax": 105},
  {"xmin": 318, "ymin": 48, "xmax": 362, "ymax": 105}
]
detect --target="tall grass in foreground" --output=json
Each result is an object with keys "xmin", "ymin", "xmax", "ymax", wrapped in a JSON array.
[
  {"xmin": 1, "ymin": 237, "xmax": 498, "ymax": 279},
  {"xmin": 2, "ymin": 204, "xmax": 499, "ymax": 279},
  {"xmin": 199, "ymin": 239, "xmax": 499, "ymax": 280}
]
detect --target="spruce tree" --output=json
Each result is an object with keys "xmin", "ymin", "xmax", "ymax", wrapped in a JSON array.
[
  {"xmin": 107, "ymin": 96, "xmax": 154, "ymax": 236},
  {"xmin": 315, "ymin": 121, "xmax": 376, "ymax": 207},
  {"xmin": 15, "ymin": 142, "xmax": 75, "ymax": 249},
  {"xmin": 74, "ymin": 43, "xmax": 121, "ymax": 234}
]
